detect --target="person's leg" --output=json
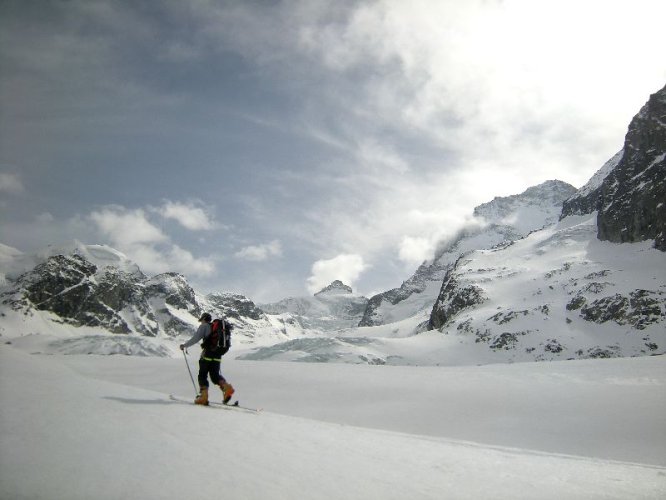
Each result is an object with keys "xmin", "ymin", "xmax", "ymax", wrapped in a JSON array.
[
  {"xmin": 195, "ymin": 359, "xmax": 210, "ymax": 405},
  {"xmin": 210, "ymin": 360, "xmax": 234, "ymax": 403}
]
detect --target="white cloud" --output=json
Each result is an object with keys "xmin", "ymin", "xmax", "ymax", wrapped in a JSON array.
[
  {"xmin": 163, "ymin": 245, "xmax": 215, "ymax": 276},
  {"xmin": 187, "ymin": 0, "xmax": 666, "ymax": 293},
  {"xmin": 252, "ymin": 0, "xmax": 664, "ymax": 189},
  {"xmin": 119, "ymin": 242, "xmax": 215, "ymax": 277},
  {"xmin": 398, "ymin": 236, "xmax": 434, "ymax": 267},
  {"xmin": 158, "ymin": 201, "xmax": 215, "ymax": 231},
  {"xmin": 307, "ymin": 253, "xmax": 367, "ymax": 294},
  {"xmin": 87, "ymin": 205, "xmax": 215, "ymax": 278},
  {"xmin": 90, "ymin": 206, "xmax": 167, "ymax": 247},
  {"xmin": 0, "ymin": 172, "xmax": 24, "ymax": 194},
  {"xmin": 4, "ymin": 1, "xmax": 664, "ymax": 303},
  {"xmin": 235, "ymin": 240, "xmax": 282, "ymax": 261}
]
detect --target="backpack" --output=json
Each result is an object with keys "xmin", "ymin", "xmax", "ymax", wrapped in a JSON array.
[{"xmin": 203, "ymin": 318, "xmax": 233, "ymax": 356}]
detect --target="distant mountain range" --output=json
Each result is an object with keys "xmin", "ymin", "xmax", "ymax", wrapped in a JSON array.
[
  {"xmin": 1, "ymin": 84, "xmax": 664, "ymax": 365},
  {"xmin": 259, "ymin": 279, "xmax": 369, "ymax": 332}
]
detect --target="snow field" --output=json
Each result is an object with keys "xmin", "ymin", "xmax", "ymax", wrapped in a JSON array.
[{"xmin": 1, "ymin": 345, "xmax": 665, "ymax": 499}]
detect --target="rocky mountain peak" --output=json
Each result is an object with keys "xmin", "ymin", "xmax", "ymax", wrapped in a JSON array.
[
  {"xmin": 596, "ymin": 84, "xmax": 666, "ymax": 250},
  {"xmin": 315, "ymin": 280, "xmax": 353, "ymax": 296},
  {"xmin": 473, "ymin": 180, "xmax": 577, "ymax": 232},
  {"xmin": 205, "ymin": 292, "xmax": 266, "ymax": 321},
  {"xmin": 359, "ymin": 180, "xmax": 576, "ymax": 327},
  {"xmin": 561, "ymin": 150, "xmax": 624, "ymax": 218}
]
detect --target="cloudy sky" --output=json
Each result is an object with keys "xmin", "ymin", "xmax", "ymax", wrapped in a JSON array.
[{"xmin": 1, "ymin": 0, "xmax": 665, "ymax": 302}]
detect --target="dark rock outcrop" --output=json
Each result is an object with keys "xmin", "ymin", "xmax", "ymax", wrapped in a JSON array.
[
  {"xmin": 3, "ymin": 253, "xmax": 157, "ymax": 335},
  {"xmin": 206, "ymin": 292, "xmax": 266, "ymax": 321},
  {"xmin": 1, "ymin": 249, "xmax": 211, "ymax": 338},
  {"xmin": 596, "ymin": 84, "xmax": 666, "ymax": 250},
  {"xmin": 315, "ymin": 280, "xmax": 353, "ymax": 296},
  {"xmin": 428, "ymin": 265, "xmax": 487, "ymax": 331},
  {"xmin": 561, "ymin": 150, "xmax": 623, "ymax": 218}
]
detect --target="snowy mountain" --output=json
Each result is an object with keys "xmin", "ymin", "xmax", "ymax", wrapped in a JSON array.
[
  {"xmin": 0, "ymin": 242, "xmax": 292, "ymax": 355},
  {"xmin": 238, "ymin": 85, "xmax": 666, "ymax": 365},
  {"xmin": 560, "ymin": 150, "xmax": 623, "ymax": 218},
  {"xmin": 596, "ymin": 84, "xmax": 666, "ymax": 249},
  {"xmin": 359, "ymin": 180, "xmax": 577, "ymax": 327},
  {"xmin": 2, "ymin": 243, "xmax": 164, "ymax": 336},
  {"xmin": 426, "ymin": 84, "xmax": 666, "ymax": 361},
  {"xmin": 427, "ymin": 213, "xmax": 665, "ymax": 361},
  {"xmin": 259, "ymin": 280, "xmax": 368, "ymax": 332},
  {"xmin": 2, "ymin": 86, "xmax": 665, "ymax": 367}
]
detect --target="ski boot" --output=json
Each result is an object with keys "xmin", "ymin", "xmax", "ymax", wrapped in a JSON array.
[
  {"xmin": 221, "ymin": 383, "xmax": 235, "ymax": 404},
  {"xmin": 194, "ymin": 387, "xmax": 209, "ymax": 405}
]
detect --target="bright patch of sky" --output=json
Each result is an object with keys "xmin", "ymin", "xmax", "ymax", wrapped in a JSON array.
[{"xmin": 1, "ymin": 0, "xmax": 665, "ymax": 301}]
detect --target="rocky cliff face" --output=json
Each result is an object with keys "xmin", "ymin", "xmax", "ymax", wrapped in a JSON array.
[
  {"xmin": 561, "ymin": 150, "xmax": 623, "ymax": 218},
  {"xmin": 2, "ymin": 251, "xmax": 160, "ymax": 335},
  {"xmin": 205, "ymin": 292, "xmax": 266, "ymax": 321},
  {"xmin": 596, "ymin": 84, "xmax": 666, "ymax": 250},
  {"xmin": 146, "ymin": 272, "xmax": 201, "ymax": 337},
  {"xmin": 315, "ymin": 280, "xmax": 353, "ymax": 296},
  {"xmin": 0, "ymin": 244, "xmax": 273, "ymax": 342},
  {"xmin": 428, "ymin": 261, "xmax": 486, "ymax": 331}
]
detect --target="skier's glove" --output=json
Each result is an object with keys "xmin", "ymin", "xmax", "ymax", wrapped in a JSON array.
[{"xmin": 179, "ymin": 344, "xmax": 185, "ymax": 351}]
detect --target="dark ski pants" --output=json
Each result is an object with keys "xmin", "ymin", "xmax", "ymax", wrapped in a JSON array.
[{"xmin": 198, "ymin": 358, "xmax": 227, "ymax": 389}]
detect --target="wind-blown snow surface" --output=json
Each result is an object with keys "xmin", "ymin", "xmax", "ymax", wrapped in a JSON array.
[{"xmin": 1, "ymin": 345, "xmax": 665, "ymax": 499}]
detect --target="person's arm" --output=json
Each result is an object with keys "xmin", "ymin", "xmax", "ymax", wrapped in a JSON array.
[{"xmin": 180, "ymin": 324, "xmax": 209, "ymax": 349}]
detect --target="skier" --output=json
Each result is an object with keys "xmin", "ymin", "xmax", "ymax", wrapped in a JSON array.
[{"xmin": 180, "ymin": 312, "xmax": 235, "ymax": 405}]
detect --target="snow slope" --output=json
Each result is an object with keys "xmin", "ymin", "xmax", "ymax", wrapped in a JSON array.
[
  {"xmin": 429, "ymin": 213, "xmax": 666, "ymax": 361},
  {"xmin": 241, "ymin": 213, "xmax": 665, "ymax": 365},
  {"xmin": 1, "ymin": 345, "xmax": 665, "ymax": 499},
  {"xmin": 361, "ymin": 180, "xmax": 577, "ymax": 327}
]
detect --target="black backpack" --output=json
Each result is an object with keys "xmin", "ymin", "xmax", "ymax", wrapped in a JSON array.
[{"xmin": 203, "ymin": 318, "xmax": 233, "ymax": 355}]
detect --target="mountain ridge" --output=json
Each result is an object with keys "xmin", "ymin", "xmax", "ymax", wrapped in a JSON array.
[
  {"xmin": 358, "ymin": 179, "xmax": 577, "ymax": 327},
  {"xmin": 2, "ymin": 85, "xmax": 665, "ymax": 365}
]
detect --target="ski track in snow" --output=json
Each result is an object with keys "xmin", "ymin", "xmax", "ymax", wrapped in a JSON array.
[{"xmin": 1, "ymin": 346, "xmax": 665, "ymax": 500}]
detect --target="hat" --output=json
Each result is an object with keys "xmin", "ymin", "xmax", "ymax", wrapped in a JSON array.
[{"xmin": 199, "ymin": 313, "xmax": 212, "ymax": 322}]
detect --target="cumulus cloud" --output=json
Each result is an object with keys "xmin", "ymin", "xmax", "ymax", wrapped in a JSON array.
[
  {"xmin": 158, "ymin": 201, "xmax": 215, "ymax": 231},
  {"xmin": 0, "ymin": 172, "xmax": 24, "ymax": 194},
  {"xmin": 162, "ymin": 245, "xmax": 215, "ymax": 276},
  {"xmin": 235, "ymin": 240, "xmax": 282, "ymax": 261},
  {"xmin": 88, "ymin": 205, "xmax": 215, "ymax": 277},
  {"xmin": 398, "ymin": 236, "xmax": 434, "ymax": 268},
  {"xmin": 90, "ymin": 207, "xmax": 168, "ymax": 247},
  {"xmin": 118, "ymin": 242, "xmax": 215, "ymax": 277},
  {"xmin": 307, "ymin": 253, "xmax": 367, "ymax": 294}
]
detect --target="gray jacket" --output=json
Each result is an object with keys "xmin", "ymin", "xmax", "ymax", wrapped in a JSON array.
[{"xmin": 182, "ymin": 322, "xmax": 212, "ymax": 349}]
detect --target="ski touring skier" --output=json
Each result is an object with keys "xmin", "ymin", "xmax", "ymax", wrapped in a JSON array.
[{"xmin": 180, "ymin": 312, "xmax": 235, "ymax": 405}]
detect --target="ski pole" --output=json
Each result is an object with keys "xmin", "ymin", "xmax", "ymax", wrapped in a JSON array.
[{"xmin": 182, "ymin": 349, "xmax": 198, "ymax": 396}]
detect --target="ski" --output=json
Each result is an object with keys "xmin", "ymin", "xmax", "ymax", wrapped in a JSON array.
[
  {"xmin": 169, "ymin": 394, "xmax": 261, "ymax": 413},
  {"xmin": 209, "ymin": 400, "xmax": 262, "ymax": 412}
]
